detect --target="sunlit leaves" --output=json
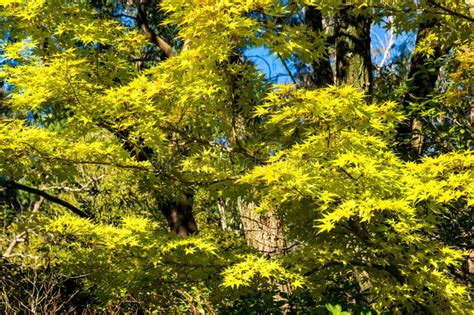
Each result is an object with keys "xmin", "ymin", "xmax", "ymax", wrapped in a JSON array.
[
  {"xmin": 240, "ymin": 84, "xmax": 472, "ymax": 312},
  {"xmin": 0, "ymin": 0, "xmax": 473, "ymax": 313},
  {"xmin": 222, "ymin": 255, "xmax": 304, "ymax": 289}
]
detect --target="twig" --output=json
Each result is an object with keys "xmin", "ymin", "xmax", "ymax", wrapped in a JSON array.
[
  {"xmin": 42, "ymin": 175, "xmax": 106, "ymax": 192},
  {"xmin": 23, "ymin": 142, "xmax": 154, "ymax": 172},
  {"xmin": 277, "ymin": 53, "xmax": 297, "ymax": 84}
]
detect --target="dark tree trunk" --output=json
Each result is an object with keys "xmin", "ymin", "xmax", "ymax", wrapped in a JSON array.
[
  {"xmin": 0, "ymin": 178, "xmax": 22, "ymax": 226},
  {"xmin": 98, "ymin": 122, "xmax": 199, "ymax": 236},
  {"xmin": 305, "ymin": 7, "xmax": 334, "ymax": 87},
  {"xmin": 0, "ymin": 81, "xmax": 9, "ymax": 116},
  {"xmin": 396, "ymin": 19, "xmax": 445, "ymax": 160},
  {"xmin": 334, "ymin": 5, "xmax": 372, "ymax": 94},
  {"xmin": 161, "ymin": 194, "xmax": 197, "ymax": 237}
]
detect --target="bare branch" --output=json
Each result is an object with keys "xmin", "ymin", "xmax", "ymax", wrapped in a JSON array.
[
  {"xmin": 42, "ymin": 175, "xmax": 106, "ymax": 193},
  {"xmin": 2, "ymin": 180, "xmax": 90, "ymax": 219},
  {"xmin": 376, "ymin": 16, "xmax": 395, "ymax": 72},
  {"xmin": 2, "ymin": 231, "xmax": 27, "ymax": 259},
  {"xmin": 23, "ymin": 142, "xmax": 154, "ymax": 172}
]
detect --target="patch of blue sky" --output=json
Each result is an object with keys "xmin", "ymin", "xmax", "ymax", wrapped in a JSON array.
[
  {"xmin": 371, "ymin": 21, "xmax": 416, "ymax": 73},
  {"xmin": 120, "ymin": 12, "xmax": 136, "ymax": 28},
  {"xmin": 215, "ymin": 136, "xmax": 229, "ymax": 148},
  {"xmin": 245, "ymin": 46, "xmax": 295, "ymax": 84},
  {"xmin": 244, "ymin": 20, "xmax": 416, "ymax": 84}
]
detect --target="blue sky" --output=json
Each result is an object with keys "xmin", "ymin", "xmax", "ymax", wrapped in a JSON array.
[{"xmin": 244, "ymin": 23, "xmax": 415, "ymax": 84}]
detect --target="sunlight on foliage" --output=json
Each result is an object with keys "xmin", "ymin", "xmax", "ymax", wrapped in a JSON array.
[{"xmin": 0, "ymin": 0, "xmax": 473, "ymax": 313}]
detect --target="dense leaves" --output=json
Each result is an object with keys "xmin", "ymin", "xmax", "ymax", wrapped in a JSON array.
[{"xmin": 1, "ymin": 0, "xmax": 473, "ymax": 313}]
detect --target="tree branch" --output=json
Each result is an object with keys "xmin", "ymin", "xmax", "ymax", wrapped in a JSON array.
[
  {"xmin": 136, "ymin": 0, "xmax": 174, "ymax": 58},
  {"xmin": 277, "ymin": 53, "xmax": 297, "ymax": 84},
  {"xmin": 2, "ymin": 231, "xmax": 26, "ymax": 258},
  {"xmin": 429, "ymin": 1, "xmax": 474, "ymax": 23},
  {"xmin": 1, "ymin": 180, "xmax": 90, "ymax": 219},
  {"xmin": 23, "ymin": 142, "xmax": 154, "ymax": 173}
]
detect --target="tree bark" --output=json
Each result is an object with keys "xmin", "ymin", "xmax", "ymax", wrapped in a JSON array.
[
  {"xmin": 237, "ymin": 197, "xmax": 285, "ymax": 256},
  {"xmin": 396, "ymin": 19, "xmax": 445, "ymax": 160},
  {"xmin": 160, "ymin": 194, "xmax": 197, "ymax": 237},
  {"xmin": 305, "ymin": 7, "xmax": 334, "ymax": 87},
  {"xmin": 334, "ymin": 5, "xmax": 372, "ymax": 94},
  {"xmin": 135, "ymin": 0, "xmax": 174, "ymax": 59}
]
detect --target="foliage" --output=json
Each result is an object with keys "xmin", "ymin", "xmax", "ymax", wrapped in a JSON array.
[
  {"xmin": 0, "ymin": 0, "xmax": 473, "ymax": 313},
  {"xmin": 240, "ymin": 85, "xmax": 472, "ymax": 312}
]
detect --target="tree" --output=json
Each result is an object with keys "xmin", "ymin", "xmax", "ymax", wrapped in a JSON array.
[{"xmin": 0, "ymin": 0, "xmax": 473, "ymax": 313}]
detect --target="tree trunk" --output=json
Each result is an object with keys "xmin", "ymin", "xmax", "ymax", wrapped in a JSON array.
[
  {"xmin": 334, "ymin": 5, "xmax": 372, "ymax": 94},
  {"xmin": 305, "ymin": 7, "xmax": 334, "ymax": 87},
  {"xmin": 396, "ymin": 19, "xmax": 445, "ymax": 160},
  {"xmin": 98, "ymin": 123, "xmax": 199, "ymax": 236},
  {"xmin": 160, "ymin": 194, "xmax": 197, "ymax": 237},
  {"xmin": 237, "ymin": 197, "xmax": 285, "ymax": 256}
]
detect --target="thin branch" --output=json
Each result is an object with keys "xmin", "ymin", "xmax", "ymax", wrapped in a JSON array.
[
  {"xmin": 112, "ymin": 13, "xmax": 137, "ymax": 20},
  {"xmin": 304, "ymin": 261, "xmax": 342, "ymax": 276},
  {"xmin": 246, "ymin": 55, "xmax": 273, "ymax": 79},
  {"xmin": 23, "ymin": 142, "xmax": 154, "ymax": 172},
  {"xmin": 2, "ymin": 180, "xmax": 90, "ymax": 219},
  {"xmin": 277, "ymin": 53, "xmax": 297, "ymax": 84},
  {"xmin": 429, "ymin": 1, "xmax": 474, "ymax": 23},
  {"xmin": 366, "ymin": 3, "xmax": 474, "ymax": 22},
  {"xmin": 337, "ymin": 166, "xmax": 359, "ymax": 181},
  {"xmin": 32, "ymin": 197, "xmax": 44, "ymax": 212},
  {"xmin": 42, "ymin": 175, "xmax": 105, "ymax": 193},
  {"xmin": 161, "ymin": 125, "xmax": 233, "ymax": 153},
  {"xmin": 49, "ymin": 158, "xmax": 153, "ymax": 172},
  {"xmin": 303, "ymin": 259, "xmax": 404, "ymax": 284}
]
